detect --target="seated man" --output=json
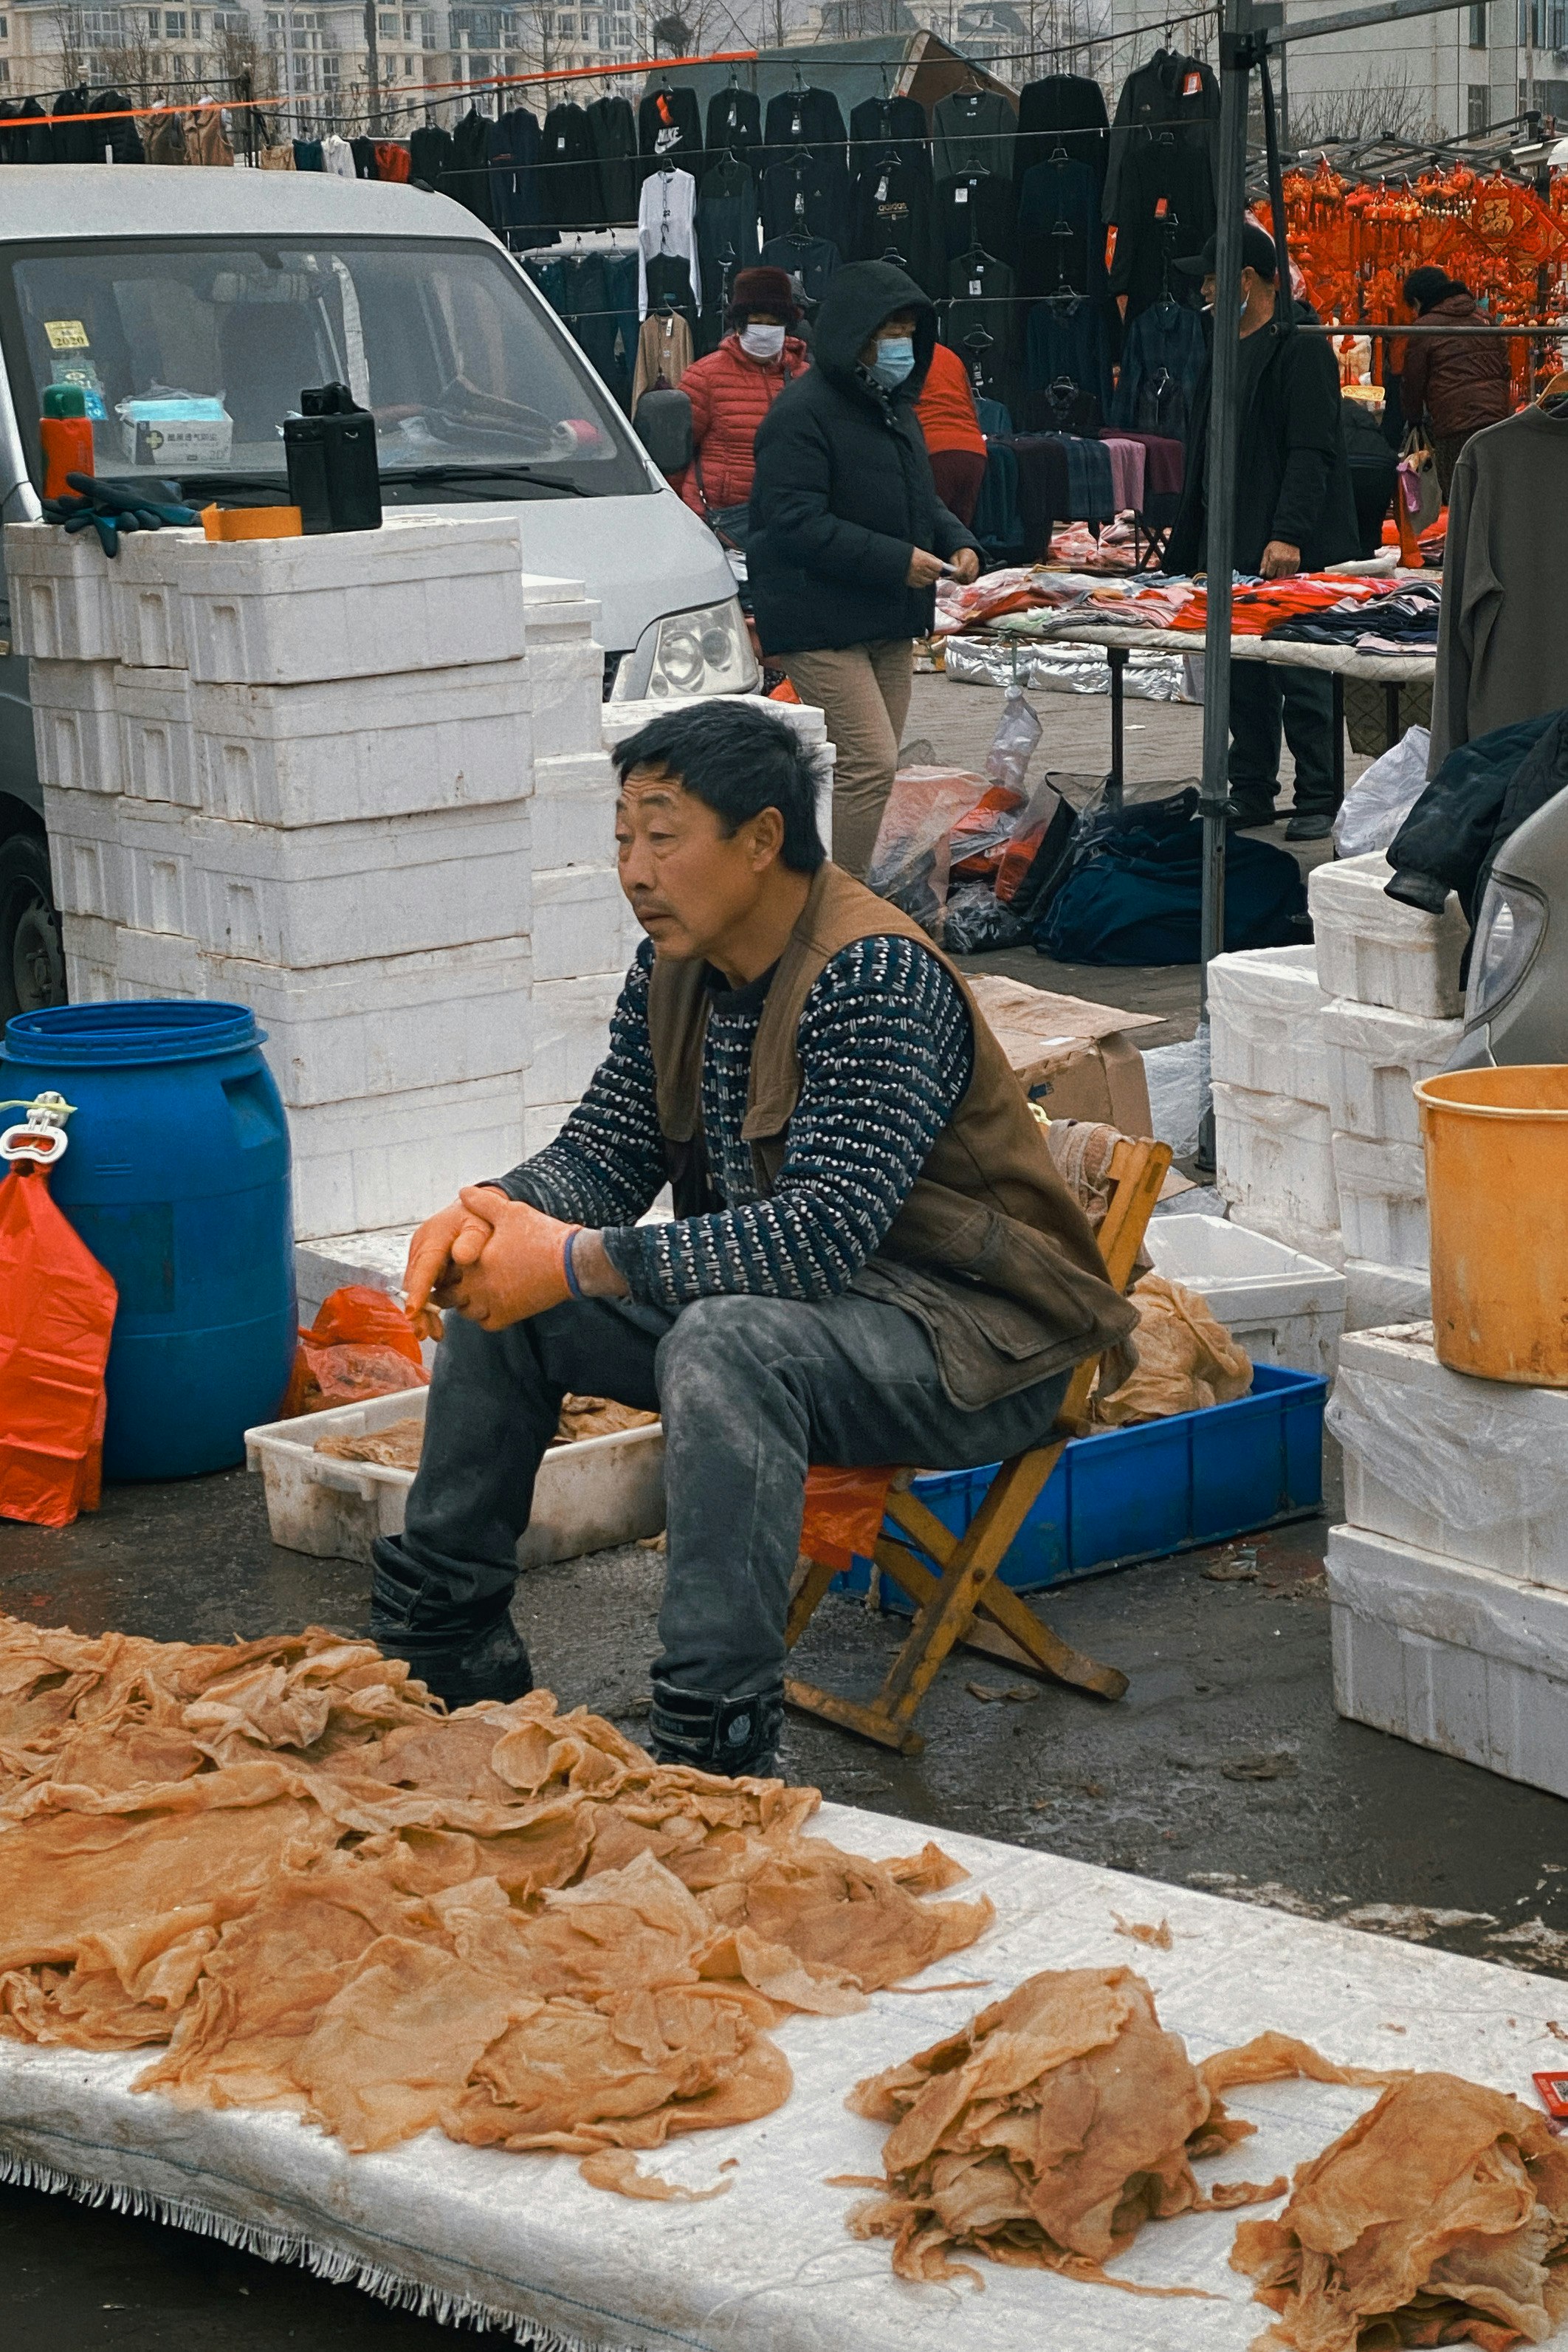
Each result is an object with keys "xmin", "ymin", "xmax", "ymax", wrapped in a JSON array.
[{"xmin": 371, "ymin": 700, "xmax": 1135, "ymax": 1778}]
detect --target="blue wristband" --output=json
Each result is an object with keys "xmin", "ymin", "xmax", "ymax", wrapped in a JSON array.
[{"xmin": 563, "ymin": 1228, "xmax": 585, "ymax": 1299}]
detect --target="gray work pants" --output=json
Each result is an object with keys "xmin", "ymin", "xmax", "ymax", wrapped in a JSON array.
[{"xmin": 375, "ymin": 1291, "xmax": 1070, "ymax": 1699}]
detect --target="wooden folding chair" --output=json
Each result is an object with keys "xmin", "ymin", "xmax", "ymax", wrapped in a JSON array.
[{"xmin": 783, "ymin": 1135, "xmax": 1172, "ymax": 1758}]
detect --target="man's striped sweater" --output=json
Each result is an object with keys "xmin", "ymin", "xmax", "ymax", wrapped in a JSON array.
[{"xmin": 495, "ymin": 932, "xmax": 974, "ymax": 1309}]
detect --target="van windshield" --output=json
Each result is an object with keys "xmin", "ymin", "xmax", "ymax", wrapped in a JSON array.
[{"xmin": 1, "ymin": 234, "xmax": 652, "ymax": 501}]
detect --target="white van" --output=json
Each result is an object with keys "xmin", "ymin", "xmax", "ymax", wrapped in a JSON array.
[{"xmin": 0, "ymin": 165, "xmax": 756, "ymax": 1014}]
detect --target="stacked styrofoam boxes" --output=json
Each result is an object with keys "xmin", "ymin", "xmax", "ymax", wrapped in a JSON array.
[
  {"xmin": 1327, "ymin": 1321, "xmax": 1568, "ymax": 1799},
  {"xmin": 1208, "ymin": 943, "xmax": 1343, "ymax": 1266},
  {"xmin": 1309, "ymin": 852, "xmax": 1468, "ymax": 1333},
  {"xmin": 10, "ymin": 514, "xmax": 542, "ymax": 1239}
]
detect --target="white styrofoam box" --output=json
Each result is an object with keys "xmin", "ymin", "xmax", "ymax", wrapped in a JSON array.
[
  {"xmin": 525, "ymin": 972, "xmax": 620, "ymax": 1108},
  {"xmin": 531, "ymin": 861, "xmax": 625, "ymax": 984},
  {"xmin": 188, "ymin": 661, "xmax": 532, "ymax": 828},
  {"xmin": 1333, "ymin": 1131, "xmax": 1428, "ymax": 1270},
  {"xmin": 109, "ymin": 526, "xmax": 202, "ymax": 668},
  {"xmin": 1328, "ymin": 1522, "xmax": 1568, "ymax": 1800},
  {"xmin": 66, "ymin": 915, "xmax": 532, "ymax": 1108},
  {"xmin": 47, "ymin": 791, "xmax": 533, "ymax": 964},
  {"xmin": 1321, "ymin": 997, "xmax": 1464, "ymax": 1147},
  {"xmin": 5, "ymin": 522, "xmax": 117, "ymax": 659},
  {"xmin": 1213, "ymin": 1078, "xmax": 1340, "ymax": 1237},
  {"xmin": 1206, "ymin": 944, "xmax": 1328, "ymax": 1106},
  {"xmin": 527, "ymin": 641, "xmax": 608, "ymax": 762},
  {"xmin": 523, "ymin": 1100, "xmax": 575, "ymax": 1156},
  {"xmin": 531, "ymin": 749, "xmax": 617, "ymax": 868},
  {"xmin": 246, "ymin": 1381, "xmax": 665, "ymax": 1569},
  {"xmin": 295, "ymin": 1226, "xmax": 415, "ymax": 1324},
  {"xmin": 1232, "ymin": 1208, "xmax": 1346, "ymax": 1269},
  {"xmin": 288, "ymin": 1071, "xmax": 525, "ymax": 1239},
  {"xmin": 1142, "ymin": 1213, "xmax": 1345, "ymax": 1378},
  {"xmin": 520, "ymin": 573, "xmax": 596, "ymax": 637},
  {"xmin": 178, "ymin": 514, "xmax": 528, "ymax": 685},
  {"xmin": 602, "ymin": 692, "xmax": 834, "ymax": 854},
  {"xmin": 115, "ymin": 665, "xmax": 196, "ymax": 807},
  {"xmin": 30, "ymin": 659, "xmax": 123, "ymax": 793},
  {"xmin": 1344, "ymin": 1256, "xmax": 1431, "ymax": 1332},
  {"xmin": 1335, "ymin": 1321, "xmax": 1568, "ymax": 1589},
  {"xmin": 1307, "ymin": 851, "xmax": 1468, "ymax": 1018}
]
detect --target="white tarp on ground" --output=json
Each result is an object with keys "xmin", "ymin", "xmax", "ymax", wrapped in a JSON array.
[{"xmin": 1, "ymin": 1799, "xmax": 1561, "ymax": 2352}]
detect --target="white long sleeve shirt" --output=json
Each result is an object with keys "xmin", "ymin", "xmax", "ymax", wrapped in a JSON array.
[{"xmin": 637, "ymin": 165, "xmax": 701, "ymax": 320}]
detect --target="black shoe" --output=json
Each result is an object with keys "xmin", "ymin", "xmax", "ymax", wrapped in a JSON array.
[
  {"xmin": 1285, "ymin": 810, "xmax": 1335, "ymax": 842},
  {"xmin": 648, "ymin": 1679, "xmax": 785, "ymax": 1778},
  {"xmin": 1226, "ymin": 795, "xmax": 1279, "ymax": 831},
  {"xmin": 371, "ymin": 1612, "xmax": 534, "ymax": 1710}
]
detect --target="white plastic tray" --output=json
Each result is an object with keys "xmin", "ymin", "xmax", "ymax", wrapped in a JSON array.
[{"xmin": 245, "ymin": 1382, "xmax": 665, "ymax": 1569}]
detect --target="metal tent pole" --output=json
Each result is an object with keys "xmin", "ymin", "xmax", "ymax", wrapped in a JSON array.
[{"xmin": 1194, "ymin": 0, "xmax": 1254, "ymax": 1174}]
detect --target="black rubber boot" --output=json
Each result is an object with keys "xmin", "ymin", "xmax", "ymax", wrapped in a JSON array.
[
  {"xmin": 1226, "ymin": 794, "xmax": 1279, "ymax": 831},
  {"xmin": 648, "ymin": 1679, "xmax": 785, "ymax": 1779},
  {"xmin": 369, "ymin": 1541, "xmax": 532, "ymax": 1710},
  {"xmin": 1285, "ymin": 808, "xmax": 1335, "ymax": 842}
]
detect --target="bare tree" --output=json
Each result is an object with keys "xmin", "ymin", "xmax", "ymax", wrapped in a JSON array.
[
  {"xmin": 1289, "ymin": 64, "xmax": 1441, "ymax": 148},
  {"xmin": 47, "ymin": 4, "xmax": 92, "ymax": 87}
]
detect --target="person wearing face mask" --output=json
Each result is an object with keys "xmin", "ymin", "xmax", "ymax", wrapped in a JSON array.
[
  {"xmin": 676, "ymin": 267, "xmax": 811, "ymax": 541},
  {"xmin": 748, "ymin": 259, "xmax": 983, "ymax": 878},
  {"xmin": 1166, "ymin": 222, "xmax": 1358, "ymax": 842}
]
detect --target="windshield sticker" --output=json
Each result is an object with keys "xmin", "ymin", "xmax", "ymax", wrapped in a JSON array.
[{"xmin": 45, "ymin": 320, "xmax": 91, "ymax": 351}]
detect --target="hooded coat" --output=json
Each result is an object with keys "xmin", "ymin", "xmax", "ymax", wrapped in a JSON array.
[
  {"xmin": 747, "ymin": 260, "xmax": 980, "ymax": 656},
  {"xmin": 1400, "ymin": 289, "xmax": 1511, "ymax": 440}
]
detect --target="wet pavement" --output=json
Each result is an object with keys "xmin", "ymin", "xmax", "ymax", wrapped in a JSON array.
[{"xmin": 4, "ymin": 1453, "xmax": 1567, "ymax": 2345}]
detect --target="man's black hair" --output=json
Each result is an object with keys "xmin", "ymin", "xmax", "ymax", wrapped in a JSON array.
[{"xmin": 612, "ymin": 699, "xmax": 826, "ymax": 873}]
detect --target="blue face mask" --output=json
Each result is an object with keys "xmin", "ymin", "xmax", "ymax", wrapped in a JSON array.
[{"xmin": 867, "ymin": 334, "xmax": 916, "ymax": 391}]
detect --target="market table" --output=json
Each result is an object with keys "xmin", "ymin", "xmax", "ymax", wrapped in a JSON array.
[
  {"xmin": 1034, "ymin": 622, "xmax": 1437, "ymax": 808},
  {"xmin": 1, "ymin": 1798, "xmax": 1562, "ymax": 2352}
]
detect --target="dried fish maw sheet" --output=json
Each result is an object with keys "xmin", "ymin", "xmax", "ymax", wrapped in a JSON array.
[
  {"xmin": 0, "ymin": 1781, "xmax": 323, "ymax": 1972},
  {"xmin": 136, "ymin": 1857, "xmax": 438, "ymax": 2114},
  {"xmin": 687, "ymin": 1833, "xmax": 994, "ymax": 1996},
  {"xmin": 846, "ymin": 1968, "xmax": 1284, "ymax": 2287},
  {"xmin": 1231, "ymin": 2073, "xmax": 1568, "ymax": 2352},
  {"xmin": 450, "ymin": 1984, "xmax": 792, "ymax": 2155},
  {"xmin": 292, "ymin": 1936, "xmax": 517, "ymax": 2153}
]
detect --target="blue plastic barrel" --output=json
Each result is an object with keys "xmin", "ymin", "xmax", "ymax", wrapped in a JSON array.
[{"xmin": 1, "ymin": 1000, "xmax": 296, "ymax": 1480}]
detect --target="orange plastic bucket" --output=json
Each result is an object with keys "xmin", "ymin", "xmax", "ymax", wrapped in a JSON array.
[{"xmin": 1415, "ymin": 1065, "xmax": 1568, "ymax": 1384}]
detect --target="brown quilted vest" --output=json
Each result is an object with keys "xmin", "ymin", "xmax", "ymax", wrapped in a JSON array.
[{"xmin": 644, "ymin": 861, "xmax": 1138, "ymax": 1409}]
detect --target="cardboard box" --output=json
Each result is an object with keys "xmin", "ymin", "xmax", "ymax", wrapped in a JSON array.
[{"xmin": 967, "ymin": 971, "xmax": 1160, "ymax": 1138}]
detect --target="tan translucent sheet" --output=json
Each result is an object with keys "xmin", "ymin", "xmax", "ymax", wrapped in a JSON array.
[{"xmin": 0, "ymin": 1615, "xmax": 990, "ymax": 2190}]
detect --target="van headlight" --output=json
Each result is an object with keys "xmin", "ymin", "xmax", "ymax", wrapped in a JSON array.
[
  {"xmin": 613, "ymin": 598, "xmax": 757, "ymax": 701},
  {"xmin": 1465, "ymin": 874, "xmax": 1547, "ymax": 1025}
]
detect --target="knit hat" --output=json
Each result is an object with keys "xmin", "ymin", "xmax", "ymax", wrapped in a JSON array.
[{"xmin": 727, "ymin": 265, "xmax": 802, "ymax": 325}]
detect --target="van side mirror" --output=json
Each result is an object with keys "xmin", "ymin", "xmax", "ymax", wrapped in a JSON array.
[{"xmin": 633, "ymin": 388, "xmax": 693, "ymax": 474}]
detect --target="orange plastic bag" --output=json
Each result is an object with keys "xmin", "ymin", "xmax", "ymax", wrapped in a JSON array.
[
  {"xmin": 799, "ymin": 1464, "xmax": 896, "ymax": 1574},
  {"xmin": 0, "ymin": 1166, "xmax": 117, "ymax": 1527},
  {"xmin": 282, "ymin": 1285, "xmax": 430, "ymax": 1417}
]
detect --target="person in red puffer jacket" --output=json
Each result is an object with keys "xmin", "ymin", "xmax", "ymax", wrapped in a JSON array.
[{"xmin": 678, "ymin": 266, "xmax": 809, "ymax": 529}]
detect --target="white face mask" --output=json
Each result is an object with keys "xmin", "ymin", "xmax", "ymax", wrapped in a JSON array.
[{"xmin": 740, "ymin": 322, "xmax": 787, "ymax": 360}]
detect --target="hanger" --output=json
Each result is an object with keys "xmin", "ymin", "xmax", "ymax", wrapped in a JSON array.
[
  {"xmin": 792, "ymin": 63, "xmax": 805, "ymax": 94},
  {"xmin": 1538, "ymin": 369, "xmax": 1568, "ymax": 413}
]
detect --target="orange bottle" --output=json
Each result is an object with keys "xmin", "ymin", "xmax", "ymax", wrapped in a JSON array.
[{"xmin": 40, "ymin": 385, "xmax": 94, "ymax": 500}]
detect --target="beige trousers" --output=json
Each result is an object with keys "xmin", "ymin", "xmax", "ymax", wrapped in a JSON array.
[{"xmin": 783, "ymin": 639, "xmax": 915, "ymax": 881}]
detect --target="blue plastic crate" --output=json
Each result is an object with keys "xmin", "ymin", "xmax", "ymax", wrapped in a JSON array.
[{"xmin": 835, "ymin": 1361, "xmax": 1327, "ymax": 1608}]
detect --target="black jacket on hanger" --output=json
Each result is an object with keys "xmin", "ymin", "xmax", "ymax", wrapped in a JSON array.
[
  {"xmin": 1013, "ymin": 75, "xmax": 1109, "ymax": 192},
  {"xmin": 763, "ymin": 86, "xmax": 846, "ymax": 162},
  {"xmin": 540, "ymin": 101, "xmax": 598, "ymax": 227},
  {"xmin": 91, "ymin": 89, "xmax": 144, "ymax": 165},
  {"xmin": 705, "ymin": 85, "xmax": 761, "ymax": 176},
  {"xmin": 351, "ymin": 135, "xmax": 378, "ymax": 179},
  {"xmin": 587, "ymin": 95, "xmax": 637, "ymax": 223},
  {"xmin": 639, "ymin": 84, "xmax": 703, "ymax": 174},
  {"xmin": 443, "ymin": 110, "xmax": 495, "ymax": 226},
  {"xmin": 1106, "ymin": 141, "xmax": 1214, "ymax": 320},
  {"xmin": 944, "ymin": 247, "xmax": 1019, "ymax": 400},
  {"xmin": 697, "ymin": 157, "xmax": 762, "ymax": 340},
  {"xmin": 492, "ymin": 109, "xmax": 551, "ymax": 245},
  {"xmin": 51, "ymin": 87, "xmax": 100, "ymax": 164},
  {"xmin": 760, "ymin": 149, "xmax": 850, "ymax": 246},
  {"xmin": 850, "ymin": 149, "xmax": 938, "ymax": 292},
  {"xmin": 848, "ymin": 92, "xmax": 927, "ymax": 172},
  {"xmin": 1017, "ymin": 156, "xmax": 1103, "ymax": 300},
  {"xmin": 1103, "ymin": 51, "xmax": 1221, "ymax": 222},
  {"xmin": 935, "ymin": 170, "xmax": 1017, "ymax": 267},
  {"xmin": 0, "ymin": 98, "xmax": 51, "ymax": 164},
  {"xmin": 410, "ymin": 122, "xmax": 454, "ymax": 189},
  {"xmin": 932, "ymin": 89, "xmax": 1014, "ymax": 180},
  {"xmin": 758, "ymin": 231, "xmax": 839, "ymax": 309}
]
